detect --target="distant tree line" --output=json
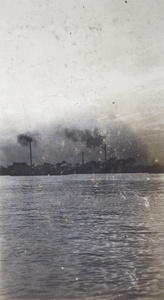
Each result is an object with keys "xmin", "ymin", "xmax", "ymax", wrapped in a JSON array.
[{"xmin": 0, "ymin": 158, "xmax": 164, "ymax": 176}]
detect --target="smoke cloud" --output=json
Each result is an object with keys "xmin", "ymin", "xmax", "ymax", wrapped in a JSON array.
[
  {"xmin": 17, "ymin": 133, "xmax": 38, "ymax": 147},
  {"xmin": 64, "ymin": 128, "xmax": 105, "ymax": 149},
  {"xmin": 17, "ymin": 134, "xmax": 33, "ymax": 146},
  {"xmin": 0, "ymin": 118, "xmax": 156, "ymax": 167}
]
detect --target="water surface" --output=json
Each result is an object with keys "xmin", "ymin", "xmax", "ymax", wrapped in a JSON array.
[{"xmin": 0, "ymin": 174, "xmax": 164, "ymax": 299}]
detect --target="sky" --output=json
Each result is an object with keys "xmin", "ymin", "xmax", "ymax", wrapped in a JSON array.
[{"xmin": 0, "ymin": 0, "xmax": 164, "ymax": 166}]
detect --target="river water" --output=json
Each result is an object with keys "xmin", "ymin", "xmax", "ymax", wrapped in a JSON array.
[{"xmin": 0, "ymin": 173, "xmax": 164, "ymax": 300}]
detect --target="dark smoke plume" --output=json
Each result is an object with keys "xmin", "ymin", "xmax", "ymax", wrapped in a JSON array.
[
  {"xmin": 64, "ymin": 128, "xmax": 105, "ymax": 149},
  {"xmin": 17, "ymin": 134, "xmax": 33, "ymax": 146},
  {"xmin": 0, "ymin": 119, "xmax": 153, "ymax": 167},
  {"xmin": 17, "ymin": 133, "xmax": 39, "ymax": 166},
  {"xmin": 17, "ymin": 132, "xmax": 39, "ymax": 147}
]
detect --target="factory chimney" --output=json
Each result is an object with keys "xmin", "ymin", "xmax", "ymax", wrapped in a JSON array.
[
  {"xmin": 29, "ymin": 141, "xmax": 32, "ymax": 167},
  {"xmin": 104, "ymin": 144, "xmax": 107, "ymax": 162},
  {"xmin": 82, "ymin": 151, "xmax": 84, "ymax": 165},
  {"xmin": 17, "ymin": 134, "xmax": 34, "ymax": 167}
]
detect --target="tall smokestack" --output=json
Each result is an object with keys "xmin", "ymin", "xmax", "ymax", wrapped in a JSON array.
[
  {"xmin": 29, "ymin": 141, "xmax": 32, "ymax": 167},
  {"xmin": 104, "ymin": 144, "xmax": 107, "ymax": 162},
  {"xmin": 82, "ymin": 151, "xmax": 84, "ymax": 165},
  {"xmin": 17, "ymin": 133, "xmax": 36, "ymax": 167}
]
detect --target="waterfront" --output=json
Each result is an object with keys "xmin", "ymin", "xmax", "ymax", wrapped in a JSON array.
[{"xmin": 0, "ymin": 174, "xmax": 164, "ymax": 299}]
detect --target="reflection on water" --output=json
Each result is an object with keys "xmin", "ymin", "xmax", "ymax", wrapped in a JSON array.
[{"xmin": 0, "ymin": 174, "xmax": 164, "ymax": 300}]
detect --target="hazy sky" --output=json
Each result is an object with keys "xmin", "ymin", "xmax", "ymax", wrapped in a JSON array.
[{"xmin": 0, "ymin": 0, "xmax": 164, "ymax": 165}]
